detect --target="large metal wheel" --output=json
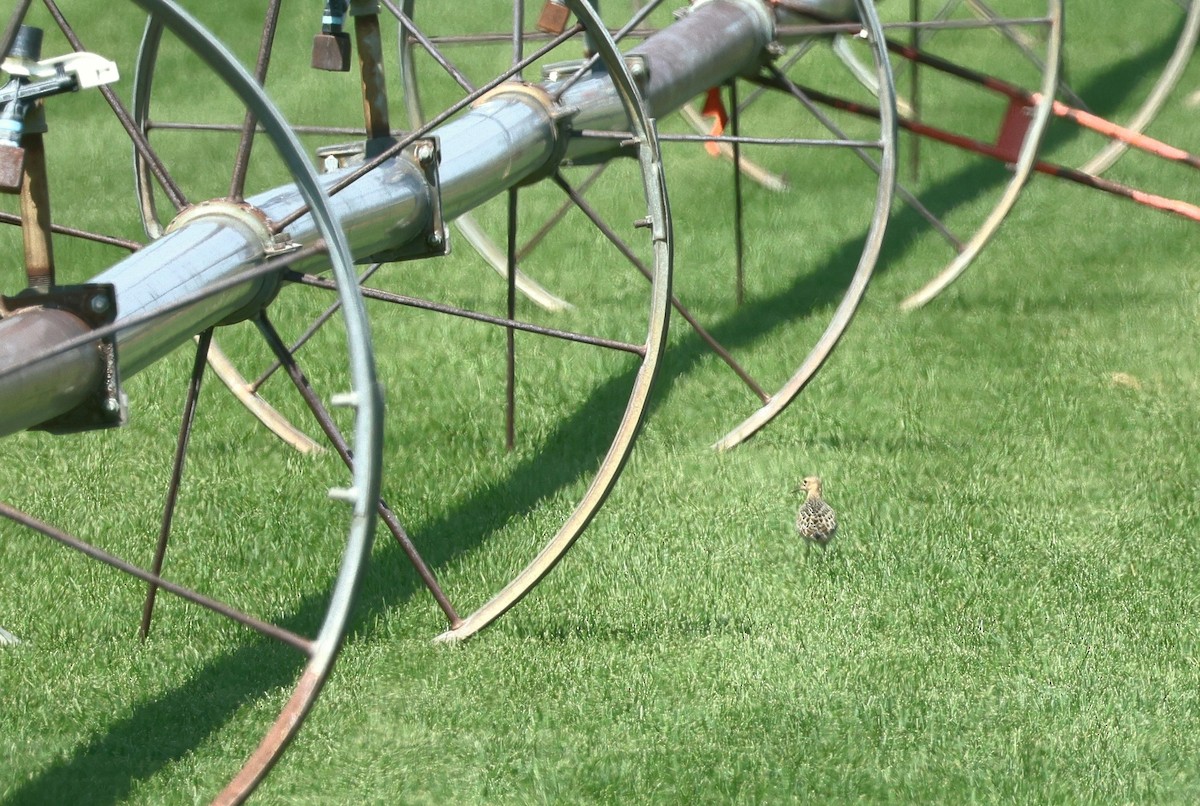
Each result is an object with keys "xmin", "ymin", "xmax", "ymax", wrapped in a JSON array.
[
  {"xmin": 0, "ymin": 1, "xmax": 380, "ymax": 802},
  {"xmin": 130, "ymin": 0, "xmax": 671, "ymax": 643},
  {"xmin": 401, "ymin": 0, "xmax": 900, "ymax": 452}
]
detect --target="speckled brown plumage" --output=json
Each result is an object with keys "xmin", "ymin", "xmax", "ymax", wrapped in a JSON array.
[{"xmin": 796, "ymin": 476, "xmax": 837, "ymax": 546}]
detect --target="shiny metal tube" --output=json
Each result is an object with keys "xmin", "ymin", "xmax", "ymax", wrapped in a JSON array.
[
  {"xmin": 94, "ymin": 215, "xmax": 274, "ymax": 376},
  {"xmin": 0, "ymin": 0, "xmax": 779, "ymax": 437}
]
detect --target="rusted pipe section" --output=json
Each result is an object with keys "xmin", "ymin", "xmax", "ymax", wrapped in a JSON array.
[{"xmin": 0, "ymin": 306, "xmax": 102, "ymax": 430}]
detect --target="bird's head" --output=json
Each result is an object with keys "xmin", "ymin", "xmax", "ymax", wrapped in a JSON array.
[{"xmin": 799, "ymin": 476, "xmax": 823, "ymax": 497}]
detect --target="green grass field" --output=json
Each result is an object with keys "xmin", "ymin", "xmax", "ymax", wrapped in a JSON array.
[{"xmin": 2, "ymin": 2, "xmax": 1199, "ymax": 803}]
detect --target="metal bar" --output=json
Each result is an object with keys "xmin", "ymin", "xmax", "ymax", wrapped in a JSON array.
[
  {"xmin": 517, "ymin": 163, "xmax": 608, "ymax": 261},
  {"xmin": 288, "ymin": 270, "xmax": 649, "ymax": 356},
  {"xmin": 18, "ymin": 128, "xmax": 54, "ymax": 290},
  {"xmin": 909, "ymin": 0, "xmax": 921, "ymax": 181},
  {"xmin": 250, "ymin": 263, "xmax": 387, "ymax": 394},
  {"xmin": 229, "ymin": 0, "xmax": 282, "ymax": 201},
  {"xmin": 730, "ymin": 81, "xmax": 745, "ymax": 307},
  {"xmin": 578, "ymin": 129, "xmax": 884, "ymax": 148},
  {"xmin": 505, "ymin": 187, "xmax": 518, "ymax": 452},
  {"xmin": 0, "ymin": 210, "xmax": 141, "ymax": 251},
  {"xmin": 354, "ymin": 8, "xmax": 392, "ymax": 140},
  {"xmin": 146, "ymin": 121, "xmax": 388, "ymax": 136},
  {"xmin": 551, "ymin": 172, "xmax": 769, "ymax": 402},
  {"xmin": 139, "ymin": 327, "xmax": 213, "ymax": 640},
  {"xmin": 0, "ymin": 498, "xmax": 315, "ymax": 654}
]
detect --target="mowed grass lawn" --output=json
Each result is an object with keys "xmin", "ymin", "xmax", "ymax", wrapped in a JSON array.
[{"xmin": 1, "ymin": 3, "xmax": 1199, "ymax": 804}]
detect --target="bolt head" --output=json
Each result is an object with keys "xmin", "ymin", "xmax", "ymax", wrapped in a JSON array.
[{"xmin": 89, "ymin": 295, "xmax": 110, "ymax": 314}]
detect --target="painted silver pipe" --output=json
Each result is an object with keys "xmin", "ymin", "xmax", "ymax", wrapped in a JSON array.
[{"xmin": 0, "ymin": 0, "xmax": 783, "ymax": 437}]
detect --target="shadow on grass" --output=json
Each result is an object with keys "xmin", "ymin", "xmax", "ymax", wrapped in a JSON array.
[{"xmin": 6, "ymin": 29, "xmax": 1181, "ymax": 805}]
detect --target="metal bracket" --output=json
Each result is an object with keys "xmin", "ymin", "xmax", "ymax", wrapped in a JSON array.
[
  {"xmin": 1, "ymin": 283, "xmax": 125, "ymax": 433},
  {"xmin": 320, "ymin": 137, "xmax": 449, "ymax": 263}
]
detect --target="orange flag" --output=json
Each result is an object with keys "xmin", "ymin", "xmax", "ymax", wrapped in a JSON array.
[{"xmin": 701, "ymin": 87, "xmax": 728, "ymax": 157}]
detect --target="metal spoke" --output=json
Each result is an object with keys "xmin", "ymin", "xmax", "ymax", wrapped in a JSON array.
[
  {"xmin": 229, "ymin": 0, "xmax": 282, "ymax": 201},
  {"xmin": 0, "ymin": 499, "xmax": 315, "ymax": 654},
  {"xmin": 550, "ymin": 171, "xmax": 768, "ymax": 403},
  {"xmin": 286, "ymin": 270, "xmax": 649, "ymax": 356},
  {"xmin": 251, "ymin": 262, "xmax": 387, "ymax": 394},
  {"xmin": 139, "ymin": 327, "xmax": 213, "ymax": 640}
]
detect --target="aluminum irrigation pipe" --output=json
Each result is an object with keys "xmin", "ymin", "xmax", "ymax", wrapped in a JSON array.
[{"xmin": 0, "ymin": 0, "xmax": 797, "ymax": 437}]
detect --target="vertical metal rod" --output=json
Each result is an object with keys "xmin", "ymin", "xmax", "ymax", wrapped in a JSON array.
[
  {"xmin": 19, "ymin": 125, "xmax": 54, "ymax": 290},
  {"xmin": 505, "ymin": 187, "xmax": 518, "ymax": 452},
  {"xmin": 729, "ymin": 80, "xmax": 746, "ymax": 307},
  {"xmin": 512, "ymin": 0, "xmax": 525, "ymax": 76},
  {"xmin": 354, "ymin": 7, "xmax": 392, "ymax": 141},
  {"xmin": 139, "ymin": 327, "xmax": 214, "ymax": 640},
  {"xmin": 229, "ymin": 0, "xmax": 282, "ymax": 201},
  {"xmin": 254, "ymin": 313, "xmax": 462, "ymax": 627},
  {"xmin": 909, "ymin": 0, "xmax": 922, "ymax": 181}
]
